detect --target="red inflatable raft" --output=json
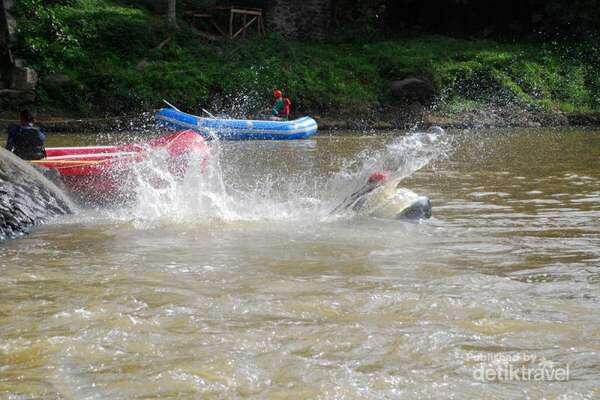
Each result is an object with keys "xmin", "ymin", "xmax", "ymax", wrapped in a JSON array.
[{"xmin": 32, "ymin": 130, "xmax": 209, "ymax": 199}]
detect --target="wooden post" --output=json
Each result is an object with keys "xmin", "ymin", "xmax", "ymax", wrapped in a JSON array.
[
  {"xmin": 167, "ymin": 0, "xmax": 177, "ymax": 29},
  {"xmin": 232, "ymin": 17, "xmax": 257, "ymax": 39},
  {"xmin": 229, "ymin": 8, "xmax": 234, "ymax": 39},
  {"xmin": 243, "ymin": 14, "xmax": 247, "ymax": 38}
]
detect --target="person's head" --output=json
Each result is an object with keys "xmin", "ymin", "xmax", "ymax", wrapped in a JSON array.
[
  {"xmin": 367, "ymin": 171, "xmax": 390, "ymax": 185},
  {"xmin": 273, "ymin": 89, "xmax": 283, "ymax": 99},
  {"xmin": 20, "ymin": 109, "xmax": 34, "ymax": 124}
]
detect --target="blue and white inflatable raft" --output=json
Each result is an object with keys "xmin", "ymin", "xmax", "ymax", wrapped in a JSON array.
[{"xmin": 156, "ymin": 107, "xmax": 318, "ymax": 140}]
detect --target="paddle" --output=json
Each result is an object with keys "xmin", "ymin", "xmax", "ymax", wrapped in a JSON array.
[
  {"xmin": 162, "ymin": 99, "xmax": 181, "ymax": 112},
  {"xmin": 162, "ymin": 99, "xmax": 215, "ymax": 119},
  {"xmin": 201, "ymin": 108, "xmax": 215, "ymax": 118}
]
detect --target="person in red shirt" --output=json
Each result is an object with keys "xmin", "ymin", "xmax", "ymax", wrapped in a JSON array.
[{"xmin": 271, "ymin": 89, "xmax": 292, "ymax": 119}]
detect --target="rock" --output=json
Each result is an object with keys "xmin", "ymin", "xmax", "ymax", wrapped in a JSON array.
[
  {"xmin": 390, "ymin": 78, "xmax": 436, "ymax": 105},
  {"xmin": 567, "ymin": 113, "xmax": 600, "ymax": 126},
  {"xmin": 2, "ymin": 0, "xmax": 17, "ymax": 43},
  {"xmin": 0, "ymin": 88, "xmax": 20, "ymax": 96},
  {"xmin": 0, "ymin": 88, "xmax": 27, "ymax": 103},
  {"xmin": 0, "ymin": 148, "xmax": 73, "ymax": 240},
  {"xmin": 136, "ymin": 59, "xmax": 151, "ymax": 71},
  {"xmin": 45, "ymin": 73, "xmax": 71, "ymax": 85},
  {"xmin": 11, "ymin": 65, "xmax": 37, "ymax": 91}
]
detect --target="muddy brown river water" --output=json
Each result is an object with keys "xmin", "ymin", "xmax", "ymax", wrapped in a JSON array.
[{"xmin": 1, "ymin": 128, "xmax": 599, "ymax": 399}]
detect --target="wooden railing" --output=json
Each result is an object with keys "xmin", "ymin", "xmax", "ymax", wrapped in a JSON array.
[{"xmin": 184, "ymin": 5, "xmax": 265, "ymax": 40}]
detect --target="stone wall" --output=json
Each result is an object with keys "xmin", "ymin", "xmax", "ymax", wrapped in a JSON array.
[
  {"xmin": 0, "ymin": 0, "xmax": 16, "ymax": 47},
  {"xmin": 265, "ymin": 0, "xmax": 332, "ymax": 40},
  {"xmin": 0, "ymin": 0, "xmax": 15, "ymax": 88},
  {"xmin": 0, "ymin": 0, "xmax": 37, "ymax": 102}
]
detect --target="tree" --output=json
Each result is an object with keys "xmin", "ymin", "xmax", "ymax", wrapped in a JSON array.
[{"xmin": 167, "ymin": 0, "xmax": 177, "ymax": 29}]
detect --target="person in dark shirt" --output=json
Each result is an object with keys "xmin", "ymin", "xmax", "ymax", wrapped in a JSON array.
[{"xmin": 5, "ymin": 110, "xmax": 46, "ymax": 160}]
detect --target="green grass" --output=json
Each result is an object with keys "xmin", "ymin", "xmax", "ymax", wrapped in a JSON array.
[{"xmin": 12, "ymin": 0, "xmax": 600, "ymax": 117}]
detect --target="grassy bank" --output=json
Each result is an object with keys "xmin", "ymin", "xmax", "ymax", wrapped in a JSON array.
[{"xmin": 11, "ymin": 0, "xmax": 600, "ymax": 122}]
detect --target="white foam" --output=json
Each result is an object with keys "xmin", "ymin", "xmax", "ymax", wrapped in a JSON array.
[{"xmin": 107, "ymin": 127, "xmax": 449, "ymax": 226}]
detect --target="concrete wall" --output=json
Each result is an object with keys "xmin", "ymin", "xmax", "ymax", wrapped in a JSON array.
[{"xmin": 265, "ymin": 0, "xmax": 332, "ymax": 40}]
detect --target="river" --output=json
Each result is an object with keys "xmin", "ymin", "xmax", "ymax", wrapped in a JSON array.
[{"xmin": 1, "ymin": 128, "xmax": 599, "ymax": 399}]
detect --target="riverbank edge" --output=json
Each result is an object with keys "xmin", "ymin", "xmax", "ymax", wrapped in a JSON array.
[{"xmin": 2, "ymin": 108, "xmax": 600, "ymax": 134}]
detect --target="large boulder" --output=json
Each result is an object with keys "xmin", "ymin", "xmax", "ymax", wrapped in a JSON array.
[
  {"xmin": 0, "ymin": 148, "xmax": 74, "ymax": 240},
  {"xmin": 390, "ymin": 77, "xmax": 436, "ymax": 105},
  {"xmin": 45, "ymin": 72, "xmax": 71, "ymax": 86},
  {"xmin": 11, "ymin": 64, "xmax": 37, "ymax": 90}
]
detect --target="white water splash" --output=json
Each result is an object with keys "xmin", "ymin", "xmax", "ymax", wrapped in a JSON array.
[
  {"xmin": 113, "ymin": 127, "xmax": 449, "ymax": 227},
  {"xmin": 326, "ymin": 127, "xmax": 451, "ymax": 207},
  {"xmin": 126, "ymin": 140, "xmax": 238, "ymax": 226}
]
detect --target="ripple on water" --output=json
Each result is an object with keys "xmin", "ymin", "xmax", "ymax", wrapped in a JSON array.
[{"xmin": 1, "ymin": 128, "xmax": 600, "ymax": 398}]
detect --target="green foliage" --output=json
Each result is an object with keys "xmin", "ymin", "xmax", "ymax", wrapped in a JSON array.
[
  {"xmin": 15, "ymin": 0, "xmax": 153, "ymax": 73},
  {"xmin": 11, "ymin": 1, "xmax": 600, "ymax": 117},
  {"xmin": 56, "ymin": 0, "xmax": 153, "ymax": 58},
  {"xmin": 14, "ymin": 0, "xmax": 81, "ymax": 73}
]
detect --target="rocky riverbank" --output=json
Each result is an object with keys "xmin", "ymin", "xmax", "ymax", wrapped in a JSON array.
[{"xmin": 2, "ymin": 106, "xmax": 599, "ymax": 136}]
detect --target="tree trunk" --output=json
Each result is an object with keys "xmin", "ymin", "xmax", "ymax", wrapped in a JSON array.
[{"xmin": 167, "ymin": 0, "xmax": 177, "ymax": 30}]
